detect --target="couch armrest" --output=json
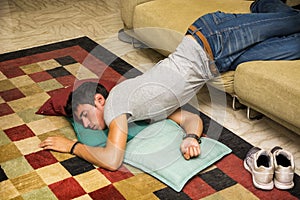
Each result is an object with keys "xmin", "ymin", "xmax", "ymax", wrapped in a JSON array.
[{"xmin": 120, "ymin": 0, "xmax": 154, "ymax": 29}]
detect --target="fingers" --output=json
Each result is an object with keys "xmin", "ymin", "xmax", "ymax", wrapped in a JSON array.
[
  {"xmin": 183, "ymin": 145, "xmax": 201, "ymax": 160},
  {"xmin": 39, "ymin": 136, "xmax": 73, "ymax": 153},
  {"xmin": 39, "ymin": 137, "xmax": 56, "ymax": 150},
  {"xmin": 183, "ymin": 152, "xmax": 190, "ymax": 160},
  {"xmin": 189, "ymin": 146, "xmax": 200, "ymax": 157},
  {"xmin": 39, "ymin": 138, "xmax": 51, "ymax": 149},
  {"xmin": 180, "ymin": 138, "xmax": 201, "ymax": 160}
]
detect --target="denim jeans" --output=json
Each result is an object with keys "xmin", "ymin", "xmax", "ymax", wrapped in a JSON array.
[{"xmin": 187, "ymin": 0, "xmax": 300, "ymax": 72}]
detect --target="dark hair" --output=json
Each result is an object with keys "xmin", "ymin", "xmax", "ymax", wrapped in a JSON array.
[{"xmin": 65, "ymin": 82, "xmax": 109, "ymax": 117}]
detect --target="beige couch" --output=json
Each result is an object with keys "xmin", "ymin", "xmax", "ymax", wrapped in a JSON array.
[{"xmin": 120, "ymin": 0, "xmax": 300, "ymax": 135}]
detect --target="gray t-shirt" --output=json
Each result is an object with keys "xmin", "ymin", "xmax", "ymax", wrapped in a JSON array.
[{"xmin": 104, "ymin": 36, "xmax": 214, "ymax": 126}]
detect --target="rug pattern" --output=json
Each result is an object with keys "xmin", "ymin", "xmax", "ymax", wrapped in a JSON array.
[{"xmin": 0, "ymin": 37, "xmax": 299, "ymax": 200}]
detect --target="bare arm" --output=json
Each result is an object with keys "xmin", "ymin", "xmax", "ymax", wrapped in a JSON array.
[
  {"xmin": 168, "ymin": 109, "xmax": 203, "ymax": 137},
  {"xmin": 168, "ymin": 109, "xmax": 203, "ymax": 159},
  {"xmin": 39, "ymin": 114, "xmax": 128, "ymax": 171}
]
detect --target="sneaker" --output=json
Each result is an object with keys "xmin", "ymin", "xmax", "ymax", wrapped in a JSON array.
[
  {"xmin": 271, "ymin": 146, "xmax": 295, "ymax": 190},
  {"xmin": 244, "ymin": 147, "xmax": 274, "ymax": 190}
]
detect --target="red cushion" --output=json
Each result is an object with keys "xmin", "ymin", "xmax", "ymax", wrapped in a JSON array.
[{"xmin": 36, "ymin": 79, "xmax": 116, "ymax": 116}]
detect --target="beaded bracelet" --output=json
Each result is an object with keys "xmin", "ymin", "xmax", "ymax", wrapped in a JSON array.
[{"xmin": 70, "ymin": 141, "xmax": 81, "ymax": 155}]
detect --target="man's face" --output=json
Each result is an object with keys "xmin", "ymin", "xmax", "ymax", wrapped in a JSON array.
[{"xmin": 74, "ymin": 94, "xmax": 107, "ymax": 130}]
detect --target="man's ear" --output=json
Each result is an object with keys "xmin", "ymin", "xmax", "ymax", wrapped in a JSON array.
[{"xmin": 94, "ymin": 94, "xmax": 105, "ymax": 107}]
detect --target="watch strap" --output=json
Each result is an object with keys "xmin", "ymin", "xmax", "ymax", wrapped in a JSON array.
[
  {"xmin": 70, "ymin": 141, "xmax": 81, "ymax": 155},
  {"xmin": 183, "ymin": 133, "xmax": 201, "ymax": 143}
]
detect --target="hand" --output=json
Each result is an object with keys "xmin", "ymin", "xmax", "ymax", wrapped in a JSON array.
[
  {"xmin": 39, "ymin": 136, "xmax": 76, "ymax": 153},
  {"xmin": 180, "ymin": 137, "xmax": 201, "ymax": 160}
]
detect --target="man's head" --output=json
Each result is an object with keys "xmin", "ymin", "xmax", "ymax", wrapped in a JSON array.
[{"xmin": 65, "ymin": 82, "xmax": 109, "ymax": 130}]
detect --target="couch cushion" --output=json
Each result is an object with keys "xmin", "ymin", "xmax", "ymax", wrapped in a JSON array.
[
  {"xmin": 133, "ymin": 0, "xmax": 252, "ymax": 52},
  {"xmin": 208, "ymin": 71, "xmax": 235, "ymax": 94},
  {"xmin": 133, "ymin": 0, "xmax": 252, "ymax": 33},
  {"xmin": 121, "ymin": 0, "xmax": 154, "ymax": 29},
  {"xmin": 234, "ymin": 60, "xmax": 300, "ymax": 130},
  {"xmin": 124, "ymin": 119, "xmax": 231, "ymax": 192}
]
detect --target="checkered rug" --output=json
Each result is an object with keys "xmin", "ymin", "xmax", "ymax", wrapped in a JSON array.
[{"xmin": 0, "ymin": 37, "xmax": 299, "ymax": 199}]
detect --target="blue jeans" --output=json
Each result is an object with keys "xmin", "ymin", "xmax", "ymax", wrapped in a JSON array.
[{"xmin": 187, "ymin": 0, "xmax": 300, "ymax": 72}]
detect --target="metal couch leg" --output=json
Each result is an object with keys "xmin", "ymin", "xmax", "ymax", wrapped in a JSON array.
[
  {"xmin": 232, "ymin": 95, "xmax": 246, "ymax": 110},
  {"xmin": 247, "ymin": 107, "xmax": 263, "ymax": 120},
  {"xmin": 232, "ymin": 95, "xmax": 239, "ymax": 110}
]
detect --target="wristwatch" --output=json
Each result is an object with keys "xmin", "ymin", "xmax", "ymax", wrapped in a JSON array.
[{"xmin": 183, "ymin": 133, "xmax": 201, "ymax": 144}]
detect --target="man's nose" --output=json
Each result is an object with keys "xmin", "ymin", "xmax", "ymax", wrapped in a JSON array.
[{"xmin": 82, "ymin": 118, "xmax": 90, "ymax": 128}]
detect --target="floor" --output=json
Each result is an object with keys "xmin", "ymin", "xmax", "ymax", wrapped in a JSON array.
[{"xmin": 0, "ymin": 0, "xmax": 299, "ymax": 175}]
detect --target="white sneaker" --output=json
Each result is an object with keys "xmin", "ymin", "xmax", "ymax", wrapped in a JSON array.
[
  {"xmin": 271, "ymin": 146, "xmax": 295, "ymax": 190},
  {"xmin": 244, "ymin": 147, "xmax": 274, "ymax": 190}
]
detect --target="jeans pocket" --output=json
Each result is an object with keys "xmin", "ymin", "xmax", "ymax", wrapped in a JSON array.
[{"xmin": 212, "ymin": 11, "xmax": 238, "ymax": 24}]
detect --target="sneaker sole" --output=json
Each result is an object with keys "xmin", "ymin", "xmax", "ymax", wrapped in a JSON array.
[
  {"xmin": 274, "ymin": 178, "xmax": 294, "ymax": 190},
  {"xmin": 243, "ymin": 160, "xmax": 274, "ymax": 190}
]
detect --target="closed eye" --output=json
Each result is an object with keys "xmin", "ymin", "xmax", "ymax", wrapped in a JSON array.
[{"xmin": 80, "ymin": 111, "xmax": 88, "ymax": 119}]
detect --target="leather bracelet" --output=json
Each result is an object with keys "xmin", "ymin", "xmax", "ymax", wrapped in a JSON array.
[
  {"xmin": 70, "ymin": 141, "xmax": 81, "ymax": 155},
  {"xmin": 183, "ymin": 133, "xmax": 201, "ymax": 144}
]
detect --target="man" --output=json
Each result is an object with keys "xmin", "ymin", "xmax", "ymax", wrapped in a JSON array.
[{"xmin": 39, "ymin": 0, "xmax": 300, "ymax": 171}]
